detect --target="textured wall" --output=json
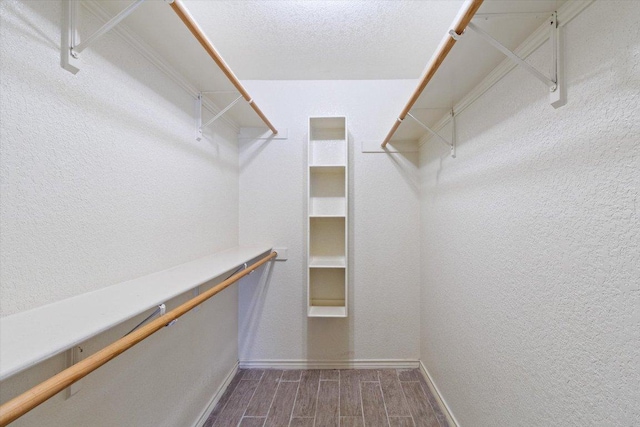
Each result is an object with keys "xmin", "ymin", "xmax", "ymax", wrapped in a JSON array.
[
  {"xmin": 1, "ymin": 1, "xmax": 239, "ymax": 425},
  {"xmin": 238, "ymin": 80, "xmax": 421, "ymax": 363},
  {"xmin": 419, "ymin": 2, "xmax": 639, "ymax": 426}
]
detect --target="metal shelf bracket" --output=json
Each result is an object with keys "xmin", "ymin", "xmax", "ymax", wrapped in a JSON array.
[
  {"xmin": 196, "ymin": 93, "xmax": 243, "ymax": 141},
  {"xmin": 407, "ymin": 111, "xmax": 456, "ymax": 158},
  {"xmin": 466, "ymin": 12, "xmax": 564, "ymax": 108},
  {"xmin": 61, "ymin": 0, "xmax": 147, "ymax": 74}
]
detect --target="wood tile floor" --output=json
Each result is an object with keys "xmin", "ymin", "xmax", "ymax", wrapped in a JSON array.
[{"xmin": 203, "ymin": 369, "xmax": 448, "ymax": 427}]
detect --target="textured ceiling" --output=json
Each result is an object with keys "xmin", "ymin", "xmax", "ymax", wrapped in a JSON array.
[{"xmin": 182, "ymin": 0, "xmax": 466, "ymax": 80}]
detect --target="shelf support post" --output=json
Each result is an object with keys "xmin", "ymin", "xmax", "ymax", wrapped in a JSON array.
[
  {"xmin": 407, "ymin": 112, "xmax": 456, "ymax": 158},
  {"xmin": 466, "ymin": 13, "xmax": 565, "ymax": 108},
  {"xmin": 61, "ymin": 0, "xmax": 80, "ymax": 74},
  {"xmin": 62, "ymin": 0, "xmax": 148, "ymax": 73},
  {"xmin": 196, "ymin": 93, "xmax": 243, "ymax": 141}
]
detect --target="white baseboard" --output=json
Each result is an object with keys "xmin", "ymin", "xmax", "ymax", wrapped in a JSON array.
[
  {"xmin": 193, "ymin": 361, "xmax": 240, "ymax": 427},
  {"xmin": 239, "ymin": 359, "xmax": 420, "ymax": 370},
  {"xmin": 419, "ymin": 361, "xmax": 460, "ymax": 427}
]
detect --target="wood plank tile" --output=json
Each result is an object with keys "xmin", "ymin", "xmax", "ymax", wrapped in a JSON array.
[
  {"xmin": 211, "ymin": 370, "xmax": 245, "ymax": 416},
  {"xmin": 388, "ymin": 417, "xmax": 414, "ymax": 427},
  {"xmin": 356, "ymin": 369, "xmax": 379, "ymax": 382},
  {"xmin": 281, "ymin": 370, "xmax": 302, "ymax": 381},
  {"xmin": 378, "ymin": 370, "xmax": 410, "ymax": 417},
  {"xmin": 319, "ymin": 369, "xmax": 339, "ymax": 380},
  {"xmin": 240, "ymin": 417, "xmax": 266, "ymax": 427},
  {"xmin": 290, "ymin": 418, "xmax": 315, "ymax": 427},
  {"xmin": 245, "ymin": 370, "xmax": 284, "ymax": 417},
  {"xmin": 339, "ymin": 370, "xmax": 362, "ymax": 416},
  {"xmin": 340, "ymin": 417, "xmax": 364, "ymax": 427},
  {"xmin": 203, "ymin": 416, "xmax": 217, "ymax": 427},
  {"xmin": 417, "ymin": 375, "xmax": 448, "ymax": 427},
  {"xmin": 401, "ymin": 382, "xmax": 439, "ymax": 427},
  {"xmin": 264, "ymin": 381, "xmax": 299, "ymax": 427},
  {"xmin": 360, "ymin": 382, "xmax": 389, "ymax": 427},
  {"xmin": 397, "ymin": 369, "xmax": 421, "ymax": 382},
  {"xmin": 243, "ymin": 370, "xmax": 266, "ymax": 381},
  {"xmin": 292, "ymin": 370, "xmax": 321, "ymax": 417},
  {"xmin": 315, "ymin": 380, "xmax": 339, "ymax": 427},
  {"xmin": 214, "ymin": 380, "xmax": 260, "ymax": 427}
]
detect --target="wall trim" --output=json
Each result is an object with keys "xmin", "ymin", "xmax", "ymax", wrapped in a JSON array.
[
  {"xmin": 193, "ymin": 361, "xmax": 239, "ymax": 427},
  {"xmin": 82, "ymin": 1, "xmax": 239, "ymax": 132},
  {"xmin": 419, "ymin": 0, "xmax": 595, "ymax": 148},
  {"xmin": 419, "ymin": 361, "xmax": 460, "ymax": 427},
  {"xmin": 239, "ymin": 359, "xmax": 420, "ymax": 370}
]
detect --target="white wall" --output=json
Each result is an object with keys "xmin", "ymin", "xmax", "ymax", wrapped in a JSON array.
[
  {"xmin": 238, "ymin": 80, "xmax": 421, "ymax": 363},
  {"xmin": 419, "ymin": 2, "xmax": 639, "ymax": 426},
  {"xmin": 0, "ymin": 1, "xmax": 239, "ymax": 425}
]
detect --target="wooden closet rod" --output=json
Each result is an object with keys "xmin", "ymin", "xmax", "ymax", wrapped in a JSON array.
[
  {"xmin": 169, "ymin": 0, "xmax": 278, "ymax": 135},
  {"xmin": 381, "ymin": 0, "xmax": 484, "ymax": 147},
  {"xmin": 0, "ymin": 251, "xmax": 277, "ymax": 427}
]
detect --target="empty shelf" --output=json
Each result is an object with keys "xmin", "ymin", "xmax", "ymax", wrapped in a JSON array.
[
  {"xmin": 309, "ymin": 256, "xmax": 346, "ymax": 268},
  {"xmin": 308, "ymin": 306, "xmax": 347, "ymax": 318}
]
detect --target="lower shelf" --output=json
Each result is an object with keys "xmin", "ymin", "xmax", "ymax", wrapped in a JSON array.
[{"xmin": 308, "ymin": 305, "xmax": 347, "ymax": 318}]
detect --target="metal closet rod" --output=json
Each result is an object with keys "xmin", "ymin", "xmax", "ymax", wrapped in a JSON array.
[
  {"xmin": 0, "ymin": 251, "xmax": 278, "ymax": 427},
  {"xmin": 168, "ymin": 0, "xmax": 278, "ymax": 135},
  {"xmin": 381, "ymin": 0, "xmax": 484, "ymax": 148}
]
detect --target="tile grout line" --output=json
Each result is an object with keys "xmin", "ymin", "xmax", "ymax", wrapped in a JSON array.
[
  {"xmin": 358, "ymin": 375, "xmax": 367, "ymax": 427},
  {"xmin": 310, "ymin": 372, "xmax": 321, "ymax": 425},
  {"xmin": 311, "ymin": 373, "xmax": 319, "ymax": 427},
  {"xmin": 337, "ymin": 370, "xmax": 341, "ymax": 426},
  {"xmin": 397, "ymin": 371, "xmax": 417, "ymax": 427},
  {"xmin": 376, "ymin": 370, "xmax": 392, "ymax": 427},
  {"xmin": 287, "ymin": 372, "xmax": 304, "ymax": 427},
  {"xmin": 254, "ymin": 370, "xmax": 280, "ymax": 427}
]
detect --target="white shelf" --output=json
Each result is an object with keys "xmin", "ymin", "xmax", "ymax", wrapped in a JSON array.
[
  {"xmin": 309, "ymin": 256, "xmax": 346, "ymax": 268},
  {"xmin": 307, "ymin": 117, "xmax": 348, "ymax": 318},
  {"xmin": 309, "ymin": 165, "xmax": 346, "ymax": 171},
  {"xmin": 0, "ymin": 245, "xmax": 272, "ymax": 381},
  {"xmin": 92, "ymin": 1, "xmax": 273, "ymax": 130},
  {"xmin": 387, "ymin": 1, "xmax": 570, "ymax": 144},
  {"xmin": 308, "ymin": 306, "xmax": 347, "ymax": 318}
]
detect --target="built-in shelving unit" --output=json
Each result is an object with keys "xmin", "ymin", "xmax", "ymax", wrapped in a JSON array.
[{"xmin": 307, "ymin": 117, "xmax": 348, "ymax": 318}]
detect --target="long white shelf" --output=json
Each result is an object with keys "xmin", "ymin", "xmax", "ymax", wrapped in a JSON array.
[{"xmin": 0, "ymin": 245, "xmax": 272, "ymax": 381}]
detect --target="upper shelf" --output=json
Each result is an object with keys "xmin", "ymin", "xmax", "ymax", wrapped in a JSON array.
[
  {"xmin": 76, "ymin": 0, "xmax": 277, "ymax": 132},
  {"xmin": 384, "ymin": 0, "xmax": 571, "ymax": 145}
]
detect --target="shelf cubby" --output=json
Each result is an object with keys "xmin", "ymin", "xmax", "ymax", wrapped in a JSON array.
[
  {"xmin": 309, "ymin": 117, "xmax": 347, "ymax": 166},
  {"xmin": 309, "ymin": 268, "xmax": 346, "ymax": 318},
  {"xmin": 310, "ymin": 166, "xmax": 346, "ymax": 217}
]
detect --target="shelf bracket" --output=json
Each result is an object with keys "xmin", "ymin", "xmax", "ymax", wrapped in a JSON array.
[
  {"xmin": 65, "ymin": 345, "xmax": 85, "ymax": 399},
  {"xmin": 465, "ymin": 12, "xmax": 564, "ymax": 108},
  {"xmin": 407, "ymin": 112, "xmax": 456, "ymax": 158},
  {"xmin": 61, "ymin": 0, "xmax": 148, "ymax": 73},
  {"xmin": 124, "ymin": 304, "xmax": 166, "ymax": 336},
  {"xmin": 196, "ymin": 93, "xmax": 243, "ymax": 141}
]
